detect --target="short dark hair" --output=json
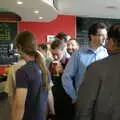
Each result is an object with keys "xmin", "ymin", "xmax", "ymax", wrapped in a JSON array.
[
  {"xmin": 108, "ymin": 23, "xmax": 120, "ymax": 47},
  {"xmin": 51, "ymin": 39, "xmax": 65, "ymax": 50},
  {"xmin": 39, "ymin": 44, "xmax": 48, "ymax": 50},
  {"xmin": 88, "ymin": 23, "xmax": 107, "ymax": 41},
  {"xmin": 68, "ymin": 37, "xmax": 76, "ymax": 41},
  {"xmin": 55, "ymin": 32, "xmax": 68, "ymax": 42}
]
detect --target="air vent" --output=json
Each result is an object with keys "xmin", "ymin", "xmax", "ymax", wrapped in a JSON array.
[{"xmin": 106, "ymin": 6, "xmax": 117, "ymax": 9}]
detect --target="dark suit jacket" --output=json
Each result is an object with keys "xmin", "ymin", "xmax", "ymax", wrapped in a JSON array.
[{"xmin": 75, "ymin": 52, "xmax": 120, "ymax": 120}]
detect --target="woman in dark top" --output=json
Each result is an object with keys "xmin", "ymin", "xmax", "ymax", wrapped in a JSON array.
[{"xmin": 11, "ymin": 31, "xmax": 49, "ymax": 120}]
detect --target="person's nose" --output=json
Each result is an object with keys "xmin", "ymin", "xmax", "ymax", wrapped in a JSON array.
[
  {"xmin": 103, "ymin": 34, "xmax": 107, "ymax": 41},
  {"xmin": 54, "ymin": 55, "xmax": 58, "ymax": 60},
  {"xmin": 68, "ymin": 44, "xmax": 73, "ymax": 49}
]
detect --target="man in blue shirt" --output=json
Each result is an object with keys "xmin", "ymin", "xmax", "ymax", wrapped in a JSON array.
[{"xmin": 62, "ymin": 23, "xmax": 108, "ymax": 102}]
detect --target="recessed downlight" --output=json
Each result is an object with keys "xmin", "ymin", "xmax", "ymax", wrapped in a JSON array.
[
  {"xmin": 38, "ymin": 17, "xmax": 43, "ymax": 19},
  {"xmin": 34, "ymin": 10, "xmax": 39, "ymax": 14},
  {"xmin": 17, "ymin": 1, "xmax": 23, "ymax": 5}
]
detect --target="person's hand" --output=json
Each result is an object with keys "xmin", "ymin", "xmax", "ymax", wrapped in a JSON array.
[
  {"xmin": 72, "ymin": 99, "xmax": 76, "ymax": 104},
  {"xmin": 56, "ymin": 63, "xmax": 63, "ymax": 74}
]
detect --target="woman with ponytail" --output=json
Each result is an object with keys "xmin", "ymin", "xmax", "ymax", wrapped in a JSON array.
[{"xmin": 11, "ymin": 31, "xmax": 49, "ymax": 120}]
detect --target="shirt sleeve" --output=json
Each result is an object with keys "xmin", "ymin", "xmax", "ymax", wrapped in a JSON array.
[
  {"xmin": 16, "ymin": 69, "xmax": 29, "ymax": 88},
  {"xmin": 62, "ymin": 51, "xmax": 78, "ymax": 101},
  {"xmin": 75, "ymin": 64, "xmax": 101, "ymax": 120}
]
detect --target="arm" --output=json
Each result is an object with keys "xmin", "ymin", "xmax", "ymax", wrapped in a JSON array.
[
  {"xmin": 11, "ymin": 88, "xmax": 27, "ymax": 120},
  {"xmin": 62, "ymin": 51, "xmax": 78, "ymax": 101},
  {"xmin": 11, "ymin": 69, "xmax": 28, "ymax": 120},
  {"xmin": 75, "ymin": 64, "xmax": 101, "ymax": 120},
  {"xmin": 5, "ymin": 66, "xmax": 16, "ymax": 107},
  {"xmin": 48, "ymin": 88, "xmax": 55, "ymax": 115},
  {"xmin": 47, "ymin": 73, "xmax": 55, "ymax": 115},
  {"xmin": 5, "ymin": 68, "xmax": 13, "ymax": 105}
]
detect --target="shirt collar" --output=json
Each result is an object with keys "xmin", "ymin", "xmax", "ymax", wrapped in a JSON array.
[
  {"xmin": 80, "ymin": 45, "xmax": 105, "ymax": 54},
  {"xmin": 85, "ymin": 46, "xmax": 96, "ymax": 53}
]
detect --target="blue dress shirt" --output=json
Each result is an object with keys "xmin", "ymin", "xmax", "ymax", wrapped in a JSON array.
[{"xmin": 62, "ymin": 46, "xmax": 108, "ymax": 101}]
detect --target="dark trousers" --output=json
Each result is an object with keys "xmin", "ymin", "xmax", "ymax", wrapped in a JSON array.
[
  {"xmin": 54, "ymin": 100, "xmax": 75, "ymax": 120},
  {"xmin": 52, "ymin": 76, "xmax": 75, "ymax": 120}
]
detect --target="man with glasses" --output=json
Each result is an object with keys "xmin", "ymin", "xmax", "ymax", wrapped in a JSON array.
[{"xmin": 62, "ymin": 23, "xmax": 108, "ymax": 105}]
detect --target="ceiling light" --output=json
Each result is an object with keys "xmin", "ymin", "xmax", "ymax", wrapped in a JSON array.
[
  {"xmin": 105, "ymin": 0, "xmax": 117, "ymax": 9},
  {"xmin": 34, "ymin": 10, "xmax": 39, "ymax": 14},
  {"xmin": 38, "ymin": 17, "xmax": 43, "ymax": 19},
  {"xmin": 17, "ymin": 1, "xmax": 23, "ymax": 5}
]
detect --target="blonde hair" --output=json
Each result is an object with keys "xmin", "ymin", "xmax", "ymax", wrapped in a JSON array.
[{"xmin": 15, "ymin": 31, "xmax": 49, "ymax": 90}]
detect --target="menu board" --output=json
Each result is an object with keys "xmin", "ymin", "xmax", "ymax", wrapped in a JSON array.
[
  {"xmin": 76, "ymin": 17, "xmax": 120, "ymax": 46},
  {"xmin": 0, "ymin": 22, "xmax": 17, "ymax": 65},
  {"xmin": 0, "ymin": 22, "xmax": 17, "ymax": 44}
]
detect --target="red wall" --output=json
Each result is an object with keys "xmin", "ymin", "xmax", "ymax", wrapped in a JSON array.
[{"xmin": 18, "ymin": 15, "xmax": 76, "ymax": 44}]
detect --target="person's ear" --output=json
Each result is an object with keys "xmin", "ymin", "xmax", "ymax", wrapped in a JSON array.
[
  {"xmin": 17, "ymin": 45, "xmax": 24, "ymax": 55},
  {"xmin": 90, "ymin": 34, "xmax": 95, "ymax": 40}
]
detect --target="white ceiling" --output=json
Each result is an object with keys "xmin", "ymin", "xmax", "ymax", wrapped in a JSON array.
[
  {"xmin": 57, "ymin": 0, "xmax": 120, "ymax": 19},
  {"xmin": 1, "ymin": 0, "xmax": 120, "ymax": 22},
  {"xmin": 0, "ymin": 0, "xmax": 58, "ymax": 22}
]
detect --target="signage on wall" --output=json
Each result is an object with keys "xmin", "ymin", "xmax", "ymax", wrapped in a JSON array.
[
  {"xmin": 76, "ymin": 17, "xmax": 120, "ymax": 46},
  {"xmin": 0, "ymin": 22, "xmax": 17, "ymax": 44},
  {"xmin": 47, "ymin": 35, "xmax": 55, "ymax": 43},
  {"xmin": 0, "ymin": 22, "xmax": 17, "ymax": 65},
  {"xmin": 47, "ymin": 35, "xmax": 71, "ymax": 43}
]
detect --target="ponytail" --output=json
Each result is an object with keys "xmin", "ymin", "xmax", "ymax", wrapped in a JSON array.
[
  {"xmin": 15, "ymin": 31, "xmax": 49, "ymax": 90},
  {"xmin": 35, "ymin": 50, "xmax": 49, "ymax": 90}
]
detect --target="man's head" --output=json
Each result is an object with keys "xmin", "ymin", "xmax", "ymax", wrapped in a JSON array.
[
  {"xmin": 67, "ymin": 38, "xmax": 79, "ymax": 55},
  {"xmin": 88, "ymin": 23, "xmax": 108, "ymax": 47},
  {"xmin": 15, "ymin": 31, "xmax": 37, "ymax": 58},
  {"xmin": 55, "ymin": 32, "xmax": 68, "ymax": 43},
  {"xmin": 107, "ymin": 23, "xmax": 120, "ymax": 50},
  {"xmin": 51, "ymin": 39, "xmax": 66, "ymax": 60}
]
